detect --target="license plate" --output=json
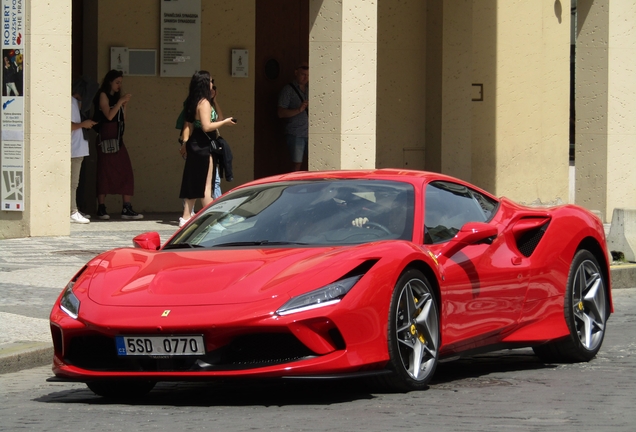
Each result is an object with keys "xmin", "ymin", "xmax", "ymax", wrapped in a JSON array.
[{"xmin": 115, "ymin": 335, "xmax": 205, "ymax": 356}]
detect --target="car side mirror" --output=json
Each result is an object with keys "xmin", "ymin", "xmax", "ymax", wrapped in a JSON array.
[
  {"xmin": 438, "ymin": 222, "xmax": 498, "ymax": 258},
  {"xmin": 133, "ymin": 232, "xmax": 161, "ymax": 251}
]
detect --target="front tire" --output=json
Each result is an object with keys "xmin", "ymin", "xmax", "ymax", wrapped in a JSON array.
[
  {"xmin": 380, "ymin": 269, "xmax": 440, "ymax": 391},
  {"xmin": 533, "ymin": 249, "xmax": 608, "ymax": 363}
]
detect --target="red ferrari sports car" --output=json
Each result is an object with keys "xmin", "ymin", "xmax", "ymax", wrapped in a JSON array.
[{"xmin": 49, "ymin": 169, "xmax": 612, "ymax": 397}]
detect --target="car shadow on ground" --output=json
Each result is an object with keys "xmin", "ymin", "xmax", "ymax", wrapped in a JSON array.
[
  {"xmin": 430, "ymin": 348, "xmax": 557, "ymax": 388},
  {"xmin": 35, "ymin": 349, "xmax": 556, "ymax": 406},
  {"xmin": 36, "ymin": 378, "xmax": 375, "ymax": 406}
]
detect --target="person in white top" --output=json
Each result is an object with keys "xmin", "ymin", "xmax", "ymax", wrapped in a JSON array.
[{"xmin": 71, "ymin": 79, "xmax": 98, "ymax": 224}]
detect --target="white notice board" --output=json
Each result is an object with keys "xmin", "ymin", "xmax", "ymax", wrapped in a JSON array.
[{"xmin": 160, "ymin": 0, "xmax": 201, "ymax": 77}]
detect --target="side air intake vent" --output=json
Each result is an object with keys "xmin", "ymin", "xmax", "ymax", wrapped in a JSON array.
[{"xmin": 516, "ymin": 221, "xmax": 550, "ymax": 257}]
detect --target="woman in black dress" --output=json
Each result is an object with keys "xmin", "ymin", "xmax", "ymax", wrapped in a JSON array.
[{"xmin": 178, "ymin": 71, "xmax": 236, "ymax": 227}]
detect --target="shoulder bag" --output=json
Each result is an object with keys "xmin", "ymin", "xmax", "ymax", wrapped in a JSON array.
[
  {"xmin": 99, "ymin": 109, "xmax": 123, "ymax": 154},
  {"xmin": 207, "ymin": 130, "xmax": 225, "ymax": 155}
]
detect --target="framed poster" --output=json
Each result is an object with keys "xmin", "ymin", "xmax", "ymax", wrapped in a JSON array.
[{"xmin": 1, "ymin": 0, "xmax": 25, "ymax": 211}]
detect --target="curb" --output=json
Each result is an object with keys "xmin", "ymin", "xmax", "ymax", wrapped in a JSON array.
[
  {"xmin": 610, "ymin": 264, "xmax": 636, "ymax": 289},
  {"xmin": 0, "ymin": 341, "xmax": 53, "ymax": 375}
]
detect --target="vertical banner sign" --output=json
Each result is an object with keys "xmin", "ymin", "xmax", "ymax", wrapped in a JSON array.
[
  {"xmin": 160, "ymin": 0, "xmax": 201, "ymax": 77},
  {"xmin": 1, "ymin": 0, "xmax": 25, "ymax": 211}
]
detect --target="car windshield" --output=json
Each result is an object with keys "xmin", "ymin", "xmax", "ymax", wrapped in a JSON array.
[{"xmin": 167, "ymin": 180, "xmax": 415, "ymax": 248}]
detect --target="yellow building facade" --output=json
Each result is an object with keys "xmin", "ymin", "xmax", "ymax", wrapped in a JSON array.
[{"xmin": 1, "ymin": 0, "xmax": 634, "ymax": 238}]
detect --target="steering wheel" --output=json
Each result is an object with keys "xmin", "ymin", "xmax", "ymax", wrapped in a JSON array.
[{"xmin": 364, "ymin": 222, "xmax": 392, "ymax": 235}]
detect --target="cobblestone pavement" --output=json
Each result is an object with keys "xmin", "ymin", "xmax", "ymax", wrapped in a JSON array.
[
  {"xmin": 0, "ymin": 289, "xmax": 634, "ymax": 432},
  {"xmin": 0, "ymin": 216, "xmax": 179, "ymax": 320},
  {"xmin": 0, "ymin": 216, "xmax": 180, "ymax": 372},
  {"xmin": 0, "ymin": 215, "xmax": 635, "ymax": 431}
]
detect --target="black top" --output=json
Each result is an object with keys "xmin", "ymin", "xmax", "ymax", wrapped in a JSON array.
[
  {"xmin": 93, "ymin": 91, "xmax": 123, "ymax": 124},
  {"xmin": 3, "ymin": 63, "xmax": 18, "ymax": 82}
]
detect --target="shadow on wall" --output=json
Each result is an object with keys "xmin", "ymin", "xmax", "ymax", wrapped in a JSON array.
[
  {"xmin": 554, "ymin": 0, "xmax": 563, "ymax": 23},
  {"xmin": 467, "ymin": 1, "xmax": 497, "ymax": 194}
]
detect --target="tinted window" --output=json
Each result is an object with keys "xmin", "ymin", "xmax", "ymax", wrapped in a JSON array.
[
  {"xmin": 424, "ymin": 181, "xmax": 498, "ymax": 244},
  {"xmin": 168, "ymin": 180, "xmax": 415, "ymax": 248}
]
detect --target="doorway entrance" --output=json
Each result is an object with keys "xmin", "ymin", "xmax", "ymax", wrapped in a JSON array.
[{"xmin": 254, "ymin": 0, "xmax": 309, "ymax": 179}]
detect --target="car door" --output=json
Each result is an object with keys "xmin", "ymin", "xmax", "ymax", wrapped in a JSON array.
[{"xmin": 423, "ymin": 181, "xmax": 530, "ymax": 352}]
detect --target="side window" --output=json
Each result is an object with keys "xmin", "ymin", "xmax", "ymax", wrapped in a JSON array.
[{"xmin": 424, "ymin": 181, "xmax": 498, "ymax": 244}]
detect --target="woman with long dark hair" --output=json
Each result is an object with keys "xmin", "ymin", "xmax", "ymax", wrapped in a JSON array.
[
  {"xmin": 93, "ymin": 69, "xmax": 142, "ymax": 220},
  {"xmin": 178, "ymin": 71, "xmax": 235, "ymax": 227}
]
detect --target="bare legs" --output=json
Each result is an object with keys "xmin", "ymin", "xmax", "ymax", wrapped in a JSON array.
[
  {"xmin": 182, "ymin": 198, "xmax": 196, "ymax": 220},
  {"xmin": 181, "ymin": 156, "xmax": 215, "ymax": 221},
  {"xmin": 202, "ymin": 156, "xmax": 214, "ymax": 207}
]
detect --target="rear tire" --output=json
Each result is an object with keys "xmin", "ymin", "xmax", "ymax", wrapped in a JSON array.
[
  {"xmin": 86, "ymin": 380, "xmax": 156, "ymax": 399},
  {"xmin": 376, "ymin": 269, "xmax": 439, "ymax": 392},
  {"xmin": 533, "ymin": 250, "xmax": 608, "ymax": 363}
]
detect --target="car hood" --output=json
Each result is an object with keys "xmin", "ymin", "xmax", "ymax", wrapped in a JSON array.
[{"xmin": 86, "ymin": 245, "xmax": 386, "ymax": 307}]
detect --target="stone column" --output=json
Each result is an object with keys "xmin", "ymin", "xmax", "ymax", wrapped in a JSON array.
[
  {"xmin": 440, "ymin": 0, "xmax": 473, "ymax": 181},
  {"xmin": 28, "ymin": 0, "xmax": 71, "ymax": 236},
  {"xmin": 309, "ymin": 0, "xmax": 377, "ymax": 170},
  {"xmin": 0, "ymin": 0, "xmax": 70, "ymax": 238},
  {"xmin": 577, "ymin": 0, "xmax": 636, "ymax": 221},
  {"xmin": 576, "ymin": 0, "xmax": 609, "ymax": 218},
  {"xmin": 472, "ymin": 1, "xmax": 569, "ymax": 201},
  {"xmin": 425, "ymin": 0, "xmax": 473, "ymax": 180}
]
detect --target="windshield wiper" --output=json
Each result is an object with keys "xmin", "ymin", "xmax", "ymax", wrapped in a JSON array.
[
  {"xmin": 213, "ymin": 240, "xmax": 309, "ymax": 247},
  {"xmin": 163, "ymin": 243, "xmax": 204, "ymax": 250}
]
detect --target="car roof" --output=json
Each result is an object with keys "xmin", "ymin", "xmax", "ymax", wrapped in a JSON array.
[
  {"xmin": 237, "ymin": 169, "xmax": 497, "ymax": 201},
  {"xmin": 245, "ymin": 169, "xmax": 455, "ymax": 185}
]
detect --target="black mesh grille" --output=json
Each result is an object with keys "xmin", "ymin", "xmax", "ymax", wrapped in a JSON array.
[
  {"xmin": 222, "ymin": 333, "xmax": 316, "ymax": 365},
  {"xmin": 64, "ymin": 332, "xmax": 321, "ymax": 372},
  {"xmin": 516, "ymin": 222, "xmax": 549, "ymax": 257},
  {"xmin": 51, "ymin": 325, "xmax": 63, "ymax": 356}
]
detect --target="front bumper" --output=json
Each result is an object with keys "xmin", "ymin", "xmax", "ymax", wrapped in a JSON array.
[{"xmin": 50, "ymin": 298, "xmax": 389, "ymax": 381}]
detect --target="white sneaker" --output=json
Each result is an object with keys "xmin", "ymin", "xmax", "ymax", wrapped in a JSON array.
[
  {"xmin": 79, "ymin": 211, "xmax": 91, "ymax": 219},
  {"xmin": 71, "ymin": 211, "xmax": 90, "ymax": 224},
  {"xmin": 179, "ymin": 217, "xmax": 190, "ymax": 228}
]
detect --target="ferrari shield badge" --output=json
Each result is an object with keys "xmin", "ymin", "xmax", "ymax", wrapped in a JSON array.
[{"xmin": 161, "ymin": 310, "xmax": 171, "ymax": 317}]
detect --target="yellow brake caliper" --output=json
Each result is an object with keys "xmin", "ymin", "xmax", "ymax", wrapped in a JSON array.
[{"xmin": 410, "ymin": 297, "xmax": 426, "ymax": 344}]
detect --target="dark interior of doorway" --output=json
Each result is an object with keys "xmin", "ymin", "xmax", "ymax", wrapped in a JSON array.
[
  {"xmin": 254, "ymin": 0, "xmax": 309, "ymax": 179},
  {"xmin": 72, "ymin": 1, "xmax": 310, "ymax": 213},
  {"xmin": 72, "ymin": 0, "xmax": 94, "ymax": 216}
]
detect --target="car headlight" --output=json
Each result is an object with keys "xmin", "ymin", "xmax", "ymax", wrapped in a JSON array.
[
  {"xmin": 60, "ymin": 281, "xmax": 80, "ymax": 319},
  {"xmin": 276, "ymin": 275, "xmax": 362, "ymax": 316}
]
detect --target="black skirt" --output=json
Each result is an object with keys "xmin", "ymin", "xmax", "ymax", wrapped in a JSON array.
[{"xmin": 179, "ymin": 128, "xmax": 212, "ymax": 199}]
